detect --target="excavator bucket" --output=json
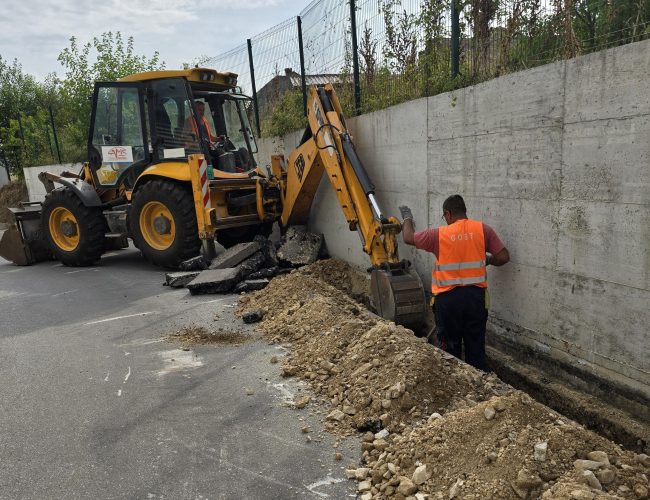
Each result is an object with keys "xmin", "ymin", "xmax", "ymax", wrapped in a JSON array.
[
  {"xmin": 0, "ymin": 203, "xmax": 52, "ymax": 265},
  {"xmin": 370, "ymin": 261, "xmax": 428, "ymax": 332}
]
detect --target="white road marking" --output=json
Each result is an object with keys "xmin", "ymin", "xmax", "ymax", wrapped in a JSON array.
[
  {"xmin": 0, "ymin": 291, "xmax": 27, "ymax": 301},
  {"xmin": 305, "ymin": 475, "xmax": 346, "ymax": 497},
  {"xmin": 117, "ymin": 389, "xmax": 122, "ymax": 396},
  {"xmin": 104, "ymin": 371, "xmax": 110, "ymax": 382},
  {"xmin": 65, "ymin": 268, "xmax": 99, "ymax": 274},
  {"xmin": 4, "ymin": 267, "xmax": 27, "ymax": 273},
  {"xmin": 52, "ymin": 289, "xmax": 78, "ymax": 297},
  {"xmin": 124, "ymin": 366, "xmax": 131, "ymax": 383},
  {"xmin": 103, "ymin": 252, "xmax": 119, "ymax": 257},
  {"xmin": 84, "ymin": 311, "xmax": 158, "ymax": 325}
]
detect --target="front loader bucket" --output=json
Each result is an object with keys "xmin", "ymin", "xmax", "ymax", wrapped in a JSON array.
[
  {"xmin": 0, "ymin": 225, "xmax": 34, "ymax": 265},
  {"xmin": 370, "ymin": 262, "xmax": 428, "ymax": 332},
  {"xmin": 0, "ymin": 203, "xmax": 52, "ymax": 265}
]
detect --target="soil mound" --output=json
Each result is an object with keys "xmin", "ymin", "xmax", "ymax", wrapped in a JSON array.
[
  {"xmin": 238, "ymin": 258, "xmax": 649, "ymax": 499},
  {"xmin": 0, "ymin": 181, "xmax": 28, "ymax": 223},
  {"xmin": 167, "ymin": 325, "xmax": 252, "ymax": 346}
]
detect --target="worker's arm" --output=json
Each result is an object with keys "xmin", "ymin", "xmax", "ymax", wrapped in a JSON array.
[
  {"xmin": 487, "ymin": 247, "xmax": 510, "ymax": 266},
  {"xmin": 399, "ymin": 206, "xmax": 415, "ymax": 246}
]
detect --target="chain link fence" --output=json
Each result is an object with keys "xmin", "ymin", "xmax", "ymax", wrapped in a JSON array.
[{"xmin": 206, "ymin": 0, "xmax": 649, "ymax": 137}]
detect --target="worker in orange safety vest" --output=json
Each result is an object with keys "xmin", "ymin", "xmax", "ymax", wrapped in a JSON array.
[
  {"xmin": 400, "ymin": 195, "xmax": 510, "ymax": 371},
  {"xmin": 185, "ymin": 100, "xmax": 215, "ymax": 143}
]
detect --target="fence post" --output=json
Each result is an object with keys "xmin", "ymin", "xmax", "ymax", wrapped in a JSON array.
[
  {"xmin": 297, "ymin": 16, "xmax": 308, "ymax": 117},
  {"xmin": 48, "ymin": 105, "xmax": 62, "ymax": 163},
  {"xmin": 349, "ymin": 0, "xmax": 362, "ymax": 115},
  {"xmin": 44, "ymin": 122, "xmax": 54, "ymax": 159},
  {"xmin": 247, "ymin": 39, "xmax": 261, "ymax": 137},
  {"xmin": 451, "ymin": 0, "xmax": 460, "ymax": 79}
]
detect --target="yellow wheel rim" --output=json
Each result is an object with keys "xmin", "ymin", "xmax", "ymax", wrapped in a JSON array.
[
  {"xmin": 49, "ymin": 207, "xmax": 80, "ymax": 252},
  {"xmin": 139, "ymin": 201, "xmax": 176, "ymax": 251}
]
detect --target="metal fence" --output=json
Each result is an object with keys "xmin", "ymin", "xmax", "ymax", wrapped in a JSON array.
[{"xmin": 205, "ymin": 0, "xmax": 650, "ymax": 137}]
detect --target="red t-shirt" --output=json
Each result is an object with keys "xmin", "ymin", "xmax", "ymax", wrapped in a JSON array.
[{"xmin": 414, "ymin": 221, "xmax": 505, "ymax": 258}]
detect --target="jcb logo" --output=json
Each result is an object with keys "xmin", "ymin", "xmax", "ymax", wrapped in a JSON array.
[{"xmin": 294, "ymin": 154, "xmax": 305, "ymax": 182}]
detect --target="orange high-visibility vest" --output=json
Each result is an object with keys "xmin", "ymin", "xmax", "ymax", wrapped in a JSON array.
[
  {"xmin": 432, "ymin": 219, "xmax": 487, "ymax": 295},
  {"xmin": 187, "ymin": 116, "xmax": 214, "ymax": 142}
]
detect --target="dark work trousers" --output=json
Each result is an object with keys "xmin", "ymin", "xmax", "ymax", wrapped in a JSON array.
[{"xmin": 433, "ymin": 285, "xmax": 488, "ymax": 371}]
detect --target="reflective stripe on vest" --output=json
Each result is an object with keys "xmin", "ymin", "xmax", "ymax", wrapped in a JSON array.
[{"xmin": 432, "ymin": 219, "xmax": 487, "ymax": 295}]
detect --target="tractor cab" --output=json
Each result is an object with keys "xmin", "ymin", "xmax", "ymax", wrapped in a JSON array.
[{"xmin": 87, "ymin": 69, "xmax": 258, "ymax": 192}]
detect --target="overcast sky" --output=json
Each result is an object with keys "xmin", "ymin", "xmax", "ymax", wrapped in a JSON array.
[{"xmin": 1, "ymin": 0, "xmax": 308, "ymax": 80}]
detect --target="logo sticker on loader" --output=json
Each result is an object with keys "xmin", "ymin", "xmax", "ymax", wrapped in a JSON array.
[{"xmin": 294, "ymin": 154, "xmax": 305, "ymax": 182}]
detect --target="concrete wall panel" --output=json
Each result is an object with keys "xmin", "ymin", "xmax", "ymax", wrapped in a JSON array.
[
  {"xmin": 556, "ymin": 201, "xmax": 650, "ymax": 290},
  {"xmin": 427, "ymin": 128, "xmax": 563, "ymax": 200},
  {"xmin": 564, "ymin": 40, "xmax": 650, "ymax": 123},
  {"xmin": 24, "ymin": 164, "xmax": 79, "ymax": 202},
  {"xmin": 428, "ymin": 62, "xmax": 565, "ymax": 140},
  {"xmin": 562, "ymin": 115, "xmax": 650, "ymax": 205}
]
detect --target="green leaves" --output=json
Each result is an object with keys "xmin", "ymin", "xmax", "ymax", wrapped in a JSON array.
[{"xmin": 0, "ymin": 32, "xmax": 164, "ymax": 176}]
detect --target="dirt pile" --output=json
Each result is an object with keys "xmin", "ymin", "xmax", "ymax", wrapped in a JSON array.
[
  {"xmin": 0, "ymin": 181, "xmax": 28, "ymax": 224},
  {"xmin": 167, "ymin": 325, "xmax": 253, "ymax": 346},
  {"xmin": 238, "ymin": 258, "xmax": 649, "ymax": 499}
]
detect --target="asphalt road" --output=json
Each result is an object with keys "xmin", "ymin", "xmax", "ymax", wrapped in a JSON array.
[{"xmin": 0, "ymin": 246, "xmax": 357, "ymax": 500}]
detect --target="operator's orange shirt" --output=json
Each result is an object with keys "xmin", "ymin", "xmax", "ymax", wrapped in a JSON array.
[{"xmin": 186, "ymin": 116, "xmax": 214, "ymax": 142}]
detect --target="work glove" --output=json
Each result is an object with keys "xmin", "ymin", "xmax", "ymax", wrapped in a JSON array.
[{"xmin": 399, "ymin": 205, "xmax": 414, "ymax": 222}]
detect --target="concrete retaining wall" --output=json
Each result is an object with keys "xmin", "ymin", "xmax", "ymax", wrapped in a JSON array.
[
  {"xmin": 23, "ymin": 164, "xmax": 82, "ymax": 202},
  {"xmin": 257, "ymin": 39, "xmax": 650, "ymax": 405}
]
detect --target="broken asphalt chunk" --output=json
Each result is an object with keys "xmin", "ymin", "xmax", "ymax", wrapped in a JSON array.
[
  {"xmin": 164, "ymin": 271, "xmax": 200, "ymax": 288},
  {"xmin": 209, "ymin": 241, "xmax": 261, "ymax": 270},
  {"xmin": 233, "ymin": 279, "xmax": 270, "ymax": 293},
  {"xmin": 242, "ymin": 309, "xmax": 265, "ymax": 324},
  {"xmin": 277, "ymin": 226, "xmax": 323, "ymax": 267},
  {"xmin": 179, "ymin": 255, "xmax": 209, "ymax": 271},
  {"xmin": 186, "ymin": 268, "xmax": 240, "ymax": 295}
]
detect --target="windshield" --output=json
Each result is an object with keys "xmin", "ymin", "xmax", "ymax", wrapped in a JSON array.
[{"xmin": 222, "ymin": 97, "xmax": 257, "ymax": 153}]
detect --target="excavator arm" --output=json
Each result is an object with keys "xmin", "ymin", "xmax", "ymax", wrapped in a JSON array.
[{"xmin": 276, "ymin": 84, "xmax": 427, "ymax": 330}]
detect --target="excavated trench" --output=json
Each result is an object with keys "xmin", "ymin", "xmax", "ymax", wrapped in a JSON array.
[{"xmin": 237, "ymin": 258, "xmax": 649, "ymax": 499}]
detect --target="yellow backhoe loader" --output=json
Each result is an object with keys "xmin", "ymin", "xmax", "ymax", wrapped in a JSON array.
[{"xmin": 0, "ymin": 68, "xmax": 426, "ymax": 329}]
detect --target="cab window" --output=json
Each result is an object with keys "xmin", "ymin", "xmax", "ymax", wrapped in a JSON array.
[{"xmin": 91, "ymin": 85, "xmax": 146, "ymax": 187}]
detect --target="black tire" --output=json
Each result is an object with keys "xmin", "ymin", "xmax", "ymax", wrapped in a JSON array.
[
  {"xmin": 130, "ymin": 179, "xmax": 200, "ymax": 268},
  {"xmin": 41, "ymin": 187, "xmax": 107, "ymax": 266},
  {"xmin": 216, "ymin": 222, "xmax": 273, "ymax": 249}
]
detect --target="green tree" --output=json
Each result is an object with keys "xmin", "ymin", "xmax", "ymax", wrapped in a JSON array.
[
  {"xmin": 0, "ymin": 56, "xmax": 56, "ymax": 176},
  {"xmin": 57, "ymin": 32, "xmax": 164, "ymax": 161}
]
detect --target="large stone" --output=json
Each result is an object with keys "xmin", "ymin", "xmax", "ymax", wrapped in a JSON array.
[
  {"xmin": 209, "ymin": 241, "xmax": 261, "ymax": 269},
  {"xmin": 574, "ymin": 460, "xmax": 605, "ymax": 471},
  {"xmin": 580, "ymin": 470, "xmax": 602, "ymax": 491},
  {"xmin": 396, "ymin": 477, "xmax": 417, "ymax": 496},
  {"xmin": 586, "ymin": 451, "xmax": 609, "ymax": 465},
  {"xmin": 186, "ymin": 268, "xmax": 240, "ymax": 295},
  {"xmin": 277, "ymin": 226, "xmax": 323, "ymax": 267},
  {"xmin": 242, "ymin": 310, "xmax": 265, "ymax": 324},
  {"xmin": 164, "ymin": 271, "xmax": 200, "ymax": 288},
  {"xmin": 412, "ymin": 465, "xmax": 430, "ymax": 485}
]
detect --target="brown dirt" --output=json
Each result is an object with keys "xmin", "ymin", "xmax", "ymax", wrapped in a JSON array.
[
  {"xmin": 237, "ymin": 258, "xmax": 649, "ymax": 499},
  {"xmin": 0, "ymin": 181, "xmax": 28, "ymax": 223},
  {"xmin": 166, "ymin": 325, "xmax": 253, "ymax": 346}
]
